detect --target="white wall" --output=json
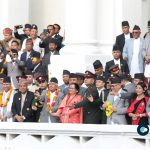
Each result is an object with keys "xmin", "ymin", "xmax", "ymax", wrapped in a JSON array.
[
  {"xmin": 141, "ymin": 0, "xmax": 150, "ymax": 35},
  {"xmin": 0, "ymin": 0, "xmax": 29, "ymax": 39},
  {"xmin": 29, "ymin": 0, "xmax": 65, "ymax": 35},
  {"xmin": 122, "ymin": 0, "xmax": 150, "ymax": 36}
]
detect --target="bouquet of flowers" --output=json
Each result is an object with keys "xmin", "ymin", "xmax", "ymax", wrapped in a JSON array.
[
  {"xmin": 105, "ymin": 101, "xmax": 113, "ymax": 117},
  {"xmin": 33, "ymin": 96, "xmax": 43, "ymax": 108}
]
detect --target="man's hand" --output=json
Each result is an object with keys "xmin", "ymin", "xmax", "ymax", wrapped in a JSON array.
[
  {"xmin": 34, "ymin": 91, "xmax": 41, "ymax": 98},
  {"xmin": 102, "ymin": 102, "xmax": 107, "ymax": 108},
  {"xmin": 66, "ymin": 104, "xmax": 75, "ymax": 108},
  {"xmin": 32, "ymin": 105, "xmax": 37, "ymax": 111},
  {"xmin": 0, "ymin": 115, "xmax": 7, "ymax": 121},
  {"xmin": 15, "ymin": 115, "xmax": 24, "ymax": 122},
  {"xmin": 145, "ymin": 56, "xmax": 150, "ymax": 63},
  {"xmin": 50, "ymin": 112, "xmax": 60, "ymax": 117},
  {"xmin": 87, "ymin": 95, "xmax": 94, "ymax": 102},
  {"xmin": 132, "ymin": 114, "xmax": 137, "ymax": 120},
  {"xmin": 112, "ymin": 106, "xmax": 117, "ymax": 112},
  {"xmin": 46, "ymin": 107, "xmax": 50, "ymax": 112},
  {"xmin": 124, "ymin": 56, "xmax": 128, "ymax": 61}
]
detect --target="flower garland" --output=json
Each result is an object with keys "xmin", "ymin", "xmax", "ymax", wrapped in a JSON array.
[
  {"xmin": 46, "ymin": 89, "xmax": 59, "ymax": 113},
  {"xmin": 105, "ymin": 101, "xmax": 113, "ymax": 117},
  {"xmin": 0, "ymin": 87, "xmax": 13, "ymax": 107}
]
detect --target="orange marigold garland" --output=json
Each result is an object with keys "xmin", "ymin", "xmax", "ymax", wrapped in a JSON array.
[
  {"xmin": 0, "ymin": 87, "xmax": 13, "ymax": 107},
  {"xmin": 46, "ymin": 89, "xmax": 58, "ymax": 113}
]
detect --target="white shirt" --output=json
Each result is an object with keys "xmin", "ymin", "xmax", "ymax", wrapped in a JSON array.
[
  {"xmin": 21, "ymin": 92, "xmax": 27, "ymax": 114},
  {"xmin": 114, "ymin": 88, "xmax": 122, "ymax": 102},
  {"xmin": 124, "ymin": 33, "xmax": 130, "ymax": 41},
  {"xmin": 0, "ymin": 90, "xmax": 14, "ymax": 122},
  {"xmin": 97, "ymin": 87, "xmax": 105, "ymax": 97},
  {"xmin": 114, "ymin": 59, "xmax": 121, "ymax": 69},
  {"xmin": 6, "ymin": 51, "xmax": 23, "ymax": 62},
  {"xmin": 51, "ymin": 51, "xmax": 56, "ymax": 55},
  {"xmin": 0, "ymin": 91, "xmax": 9, "ymax": 117},
  {"xmin": 48, "ymin": 91, "xmax": 56, "ymax": 123},
  {"xmin": 130, "ymin": 38, "xmax": 141, "ymax": 77},
  {"xmin": 26, "ymin": 51, "xmax": 31, "ymax": 60}
]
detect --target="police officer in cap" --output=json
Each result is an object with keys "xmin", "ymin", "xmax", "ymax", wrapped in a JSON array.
[{"xmin": 74, "ymin": 70, "xmax": 103, "ymax": 124}]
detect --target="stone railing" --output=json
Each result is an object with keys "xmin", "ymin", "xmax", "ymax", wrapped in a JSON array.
[{"xmin": 0, "ymin": 123, "xmax": 149, "ymax": 150}]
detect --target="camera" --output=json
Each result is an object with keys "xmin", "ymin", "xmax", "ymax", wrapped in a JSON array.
[
  {"xmin": 43, "ymin": 29, "xmax": 48, "ymax": 33},
  {"xmin": 15, "ymin": 25, "xmax": 23, "ymax": 29}
]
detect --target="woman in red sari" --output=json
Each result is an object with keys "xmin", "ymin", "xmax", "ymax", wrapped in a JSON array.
[
  {"xmin": 51, "ymin": 83, "xmax": 83, "ymax": 123},
  {"xmin": 128, "ymin": 82, "xmax": 149, "ymax": 125}
]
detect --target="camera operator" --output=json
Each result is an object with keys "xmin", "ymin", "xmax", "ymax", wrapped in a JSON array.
[
  {"xmin": 6, "ymin": 40, "xmax": 22, "ymax": 63},
  {"xmin": 14, "ymin": 24, "xmax": 31, "ymax": 46},
  {"xmin": 3, "ymin": 49, "xmax": 24, "ymax": 89}
]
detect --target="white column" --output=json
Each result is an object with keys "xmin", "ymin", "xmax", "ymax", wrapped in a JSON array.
[
  {"xmin": 64, "ymin": 0, "xmax": 97, "ymax": 45},
  {"xmin": 0, "ymin": 0, "xmax": 29, "ymax": 39},
  {"xmin": 51, "ymin": 0, "xmax": 113, "ymax": 84},
  {"xmin": 61, "ymin": 0, "xmax": 99, "ymax": 55},
  {"xmin": 97, "ymin": 0, "xmax": 123, "ymax": 54},
  {"xmin": 122, "ymin": 0, "xmax": 142, "ymax": 30},
  {"xmin": 0, "ymin": 0, "xmax": 9, "ymax": 37}
]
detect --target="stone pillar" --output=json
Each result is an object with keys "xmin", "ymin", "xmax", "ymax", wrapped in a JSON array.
[
  {"xmin": 97, "ymin": 0, "xmax": 123, "ymax": 54},
  {"xmin": 61, "ymin": 0, "xmax": 99, "ymax": 55},
  {"xmin": 50, "ymin": 0, "xmax": 113, "ymax": 84},
  {"xmin": 0, "ymin": 0, "xmax": 29, "ymax": 39}
]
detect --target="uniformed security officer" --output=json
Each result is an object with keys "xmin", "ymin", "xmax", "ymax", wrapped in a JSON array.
[{"xmin": 74, "ymin": 70, "xmax": 103, "ymax": 124}]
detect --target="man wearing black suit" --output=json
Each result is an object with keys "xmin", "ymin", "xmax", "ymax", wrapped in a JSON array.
[
  {"xmin": 105, "ymin": 45, "xmax": 129, "ymax": 78},
  {"xmin": 74, "ymin": 71, "xmax": 103, "ymax": 124},
  {"xmin": 20, "ymin": 38, "xmax": 40, "ymax": 72},
  {"xmin": 53, "ymin": 24, "xmax": 63, "ymax": 51},
  {"xmin": 42, "ymin": 39, "xmax": 60, "ymax": 73},
  {"xmin": 11, "ymin": 79, "xmax": 35, "ymax": 122},
  {"xmin": 96, "ymin": 76, "xmax": 109, "ymax": 124},
  {"xmin": 115, "ymin": 21, "xmax": 133, "ymax": 56},
  {"xmin": 14, "ymin": 24, "xmax": 31, "ymax": 46}
]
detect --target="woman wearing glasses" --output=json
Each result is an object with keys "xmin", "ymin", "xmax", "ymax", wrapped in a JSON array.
[{"xmin": 51, "ymin": 83, "xmax": 83, "ymax": 123}]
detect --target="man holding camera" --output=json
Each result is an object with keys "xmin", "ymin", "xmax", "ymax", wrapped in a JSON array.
[
  {"xmin": 3, "ymin": 49, "xmax": 24, "ymax": 89},
  {"xmin": 14, "ymin": 24, "xmax": 31, "ymax": 46}
]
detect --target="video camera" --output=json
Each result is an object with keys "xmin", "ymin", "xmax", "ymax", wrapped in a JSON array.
[{"xmin": 15, "ymin": 25, "xmax": 23, "ymax": 30}]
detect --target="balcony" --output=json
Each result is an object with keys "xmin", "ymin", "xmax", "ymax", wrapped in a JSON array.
[{"xmin": 0, "ymin": 123, "xmax": 149, "ymax": 150}]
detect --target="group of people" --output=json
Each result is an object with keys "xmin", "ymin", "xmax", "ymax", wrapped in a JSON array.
[{"xmin": 0, "ymin": 21, "xmax": 150, "ymax": 125}]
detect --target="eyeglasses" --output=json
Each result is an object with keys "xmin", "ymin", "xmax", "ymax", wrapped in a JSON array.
[
  {"xmin": 69, "ymin": 87, "xmax": 75, "ymax": 90},
  {"xmin": 132, "ymin": 32, "xmax": 139, "ymax": 34},
  {"xmin": 111, "ymin": 84, "xmax": 118, "ymax": 87}
]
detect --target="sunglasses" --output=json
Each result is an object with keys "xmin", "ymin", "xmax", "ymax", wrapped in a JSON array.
[{"xmin": 38, "ymin": 80, "xmax": 46, "ymax": 83}]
